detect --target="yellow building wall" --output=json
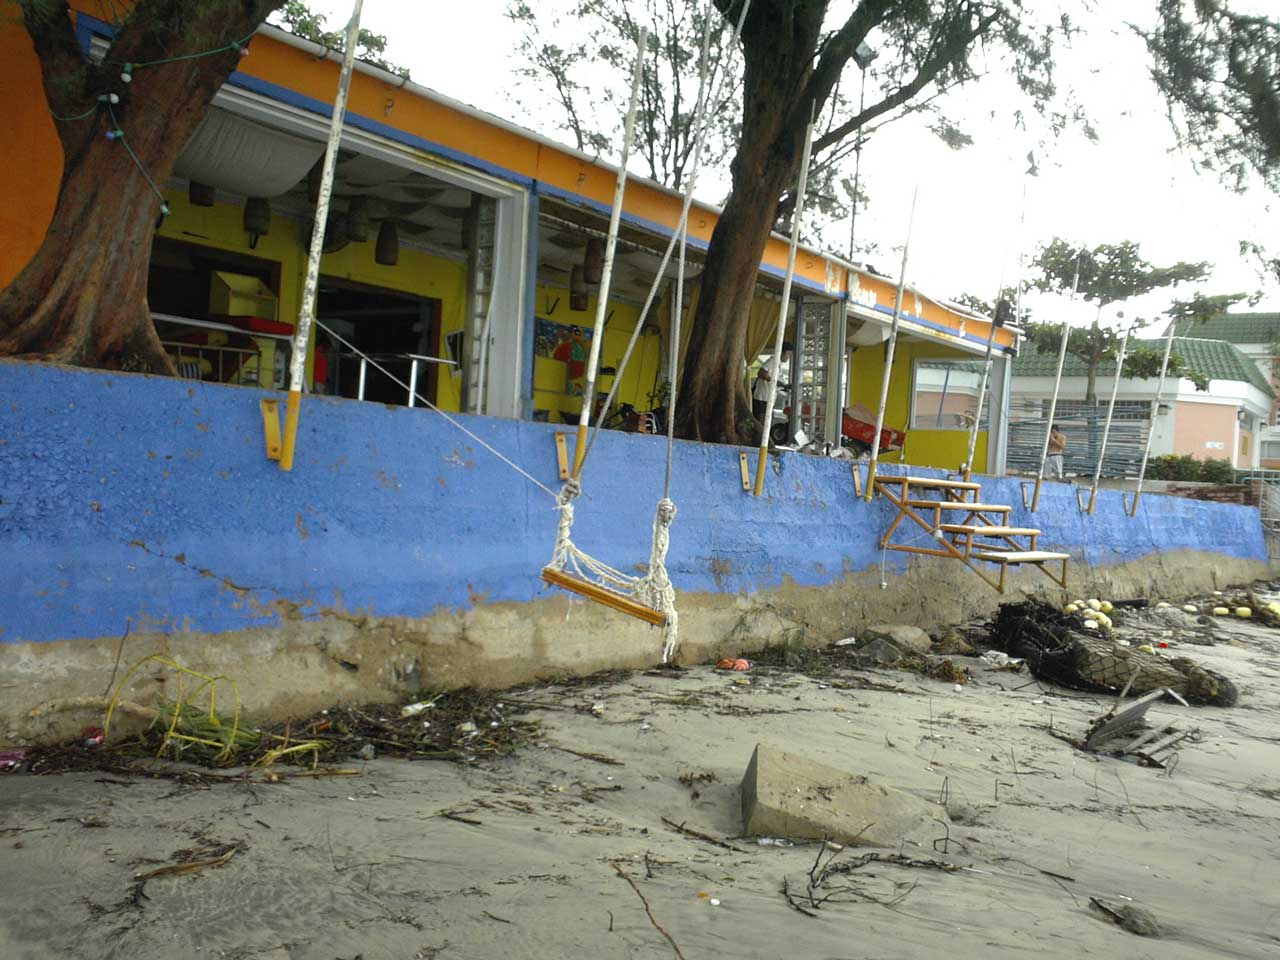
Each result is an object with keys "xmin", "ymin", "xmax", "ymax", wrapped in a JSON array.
[
  {"xmin": 156, "ymin": 192, "xmax": 468, "ymax": 410},
  {"xmin": 531, "ymin": 286, "xmax": 661, "ymax": 422},
  {"xmin": 848, "ymin": 339, "xmax": 988, "ymax": 474}
]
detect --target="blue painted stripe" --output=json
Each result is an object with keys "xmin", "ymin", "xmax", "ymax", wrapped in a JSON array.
[{"xmin": 74, "ymin": 10, "xmax": 117, "ymax": 56}]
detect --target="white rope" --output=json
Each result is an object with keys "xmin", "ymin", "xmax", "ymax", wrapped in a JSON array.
[{"xmin": 545, "ymin": 481, "xmax": 680, "ymax": 661}]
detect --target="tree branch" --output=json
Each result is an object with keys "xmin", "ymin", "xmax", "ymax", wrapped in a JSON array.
[
  {"xmin": 19, "ymin": 0, "xmax": 91, "ymax": 126},
  {"xmin": 812, "ymin": 9, "xmax": 999, "ymax": 155}
]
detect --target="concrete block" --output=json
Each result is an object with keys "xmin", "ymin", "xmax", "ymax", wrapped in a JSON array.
[
  {"xmin": 862, "ymin": 624, "xmax": 932, "ymax": 655},
  {"xmin": 740, "ymin": 743, "xmax": 944, "ymax": 848}
]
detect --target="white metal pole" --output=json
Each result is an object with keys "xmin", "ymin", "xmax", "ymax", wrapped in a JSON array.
[
  {"xmin": 357, "ymin": 357, "xmax": 367, "ymax": 400},
  {"xmin": 1087, "ymin": 326, "xmax": 1130, "ymax": 515},
  {"xmin": 280, "ymin": 0, "xmax": 364, "ymax": 471},
  {"xmin": 754, "ymin": 107, "xmax": 817, "ymax": 496},
  {"xmin": 408, "ymin": 359, "xmax": 419, "ymax": 408},
  {"xmin": 1129, "ymin": 327, "xmax": 1175, "ymax": 516},
  {"xmin": 1030, "ymin": 257, "xmax": 1082, "ymax": 511},
  {"xmin": 571, "ymin": 29, "xmax": 647, "ymax": 478},
  {"xmin": 864, "ymin": 187, "xmax": 919, "ymax": 502}
]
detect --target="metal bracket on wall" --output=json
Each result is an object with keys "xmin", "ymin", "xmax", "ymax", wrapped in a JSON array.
[
  {"xmin": 555, "ymin": 433, "xmax": 570, "ymax": 481},
  {"xmin": 739, "ymin": 452, "xmax": 751, "ymax": 491},
  {"xmin": 260, "ymin": 399, "xmax": 282, "ymax": 461},
  {"xmin": 852, "ymin": 463, "xmax": 863, "ymax": 498},
  {"xmin": 1020, "ymin": 481, "xmax": 1032, "ymax": 510},
  {"xmin": 1075, "ymin": 486, "xmax": 1090, "ymax": 514}
]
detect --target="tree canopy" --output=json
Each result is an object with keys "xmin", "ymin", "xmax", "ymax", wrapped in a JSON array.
[{"xmin": 274, "ymin": 1, "xmax": 408, "ymax": 77}]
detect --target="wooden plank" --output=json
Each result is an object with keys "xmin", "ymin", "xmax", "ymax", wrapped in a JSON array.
[
  {"xmin": 739, "ymin": 452, "xmax": 751, "ymax": 491},
  {"xmin": 260, "ymin": 399, "xmax": 282, "ymax": 461},
  {"xmin": 1084, "ymin": 689, "xmax": 1166, "ymax": 750},
  {"xmin": 540, "ymin": 567, "xmax": 667, "ymax": 626},
  {"xmin": 555, "ymin": 433, "xmax": 570, "ymax": 480},
  {"xmin": 939, "ymin": 524, "xmax": 1041, "ymax": 536},
  {"xmin": 906, "ymin": 500, "xmax": 1012, "ymax": 512},
  {"xmin": 971, "ymin": 550, "xmax": 1071, "ymax": 563},
  {"xmin": 876, "ymin": 476, "xmax": 981, "ymax": 491}
]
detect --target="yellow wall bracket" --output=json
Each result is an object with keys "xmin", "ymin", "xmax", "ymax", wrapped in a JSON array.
[
  {"xmin": 738, "ymin": 452, "xmax": 751, "ymax": 491},
  {"xmin": 260, "ymin": 399, "xmax": 282, "ymax": 462},
  {"xmin": 555, "ymin": 433, "xmax": 571, "ymax": 480}
]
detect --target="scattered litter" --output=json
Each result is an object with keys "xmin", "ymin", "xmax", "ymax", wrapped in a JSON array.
[
  {"xmin": 400, "ymin": 699, "xmax": 436, "ymax": 718},
  {"xmin": 1235, "ymin": 607, "xmax": 1252, "ymax": 618},
  {"xmin": 356, "ymin": 743, "xmax": 376, "ymax": 761},
  {"xmin": 1089, "ymin": 898, "xmax": 1162, "ymax": 937},
  {"xmin": 979, "ymin": 650, "xmax": 1023, "ymax": 670},
  {"xmin": 756, "ymin": 837, "xmax": 795, "ymax": 847},
  {"xmin": 1213, "ymin": 607, "xmax": 1230, "ymax": 616},
  {"xmin": 716, "ymin": 658, "xmax": 751, "ymax": 671},
  {"xmin": 0, "ymin": 749, "xmax": 26, "ymax": 771},
  {"xmin": 1183, "ymin": 604, "xmax": 1198, "ymax": 613},
  {"xmin": 1078, "ymin": 689, "xmax": 1201, "ymax": 768},
  {"xmin": 833, "ymin": 637, "xmax": 859, "ymax": 647}
]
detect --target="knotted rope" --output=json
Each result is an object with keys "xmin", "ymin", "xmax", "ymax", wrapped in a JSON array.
[{"xmin": 546, "ymin": 482, "xmax": 680, "ymax": 662}]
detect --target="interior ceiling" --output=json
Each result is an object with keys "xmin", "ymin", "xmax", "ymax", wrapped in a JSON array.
[
  {"xmin": 537, "ymin": 202, "xmax": 705, "ymax": 305},
  {"xmin": 177, "ymin": 108, "xmax": 474, "ymax": 252},
  {"xmin": 274, "ymin": 152, "xmax": 473, "ymax": 250}
]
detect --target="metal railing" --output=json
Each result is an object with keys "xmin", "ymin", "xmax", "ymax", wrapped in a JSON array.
[{"xmin": 1007, "ymin": 411, "xmax": 1151, "ymax": 479}]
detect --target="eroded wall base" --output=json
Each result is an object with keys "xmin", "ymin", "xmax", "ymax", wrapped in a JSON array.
[{"xmin": 5, "ymin": 549, "xmax": 1268, "ymax": 745}]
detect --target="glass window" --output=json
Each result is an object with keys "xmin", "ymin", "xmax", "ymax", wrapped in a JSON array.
[{"xmin": 911, "ymin": 359, "xmax": 990, "ymax": 431}]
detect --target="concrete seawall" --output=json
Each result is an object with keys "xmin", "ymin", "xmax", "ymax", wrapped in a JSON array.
[{"xmin": 1, "ymin": 361, "xmax": 1271, "ymax": 742}]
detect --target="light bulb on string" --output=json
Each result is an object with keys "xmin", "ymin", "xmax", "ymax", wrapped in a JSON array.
[
  {"xmin": 121, "ymin": 64, "xmax": 133, "ymax": 83},
  {"xmin": 97, "ymin": 93, "xmax": 120, "ymax": 105},
  {"xmin": 105, "ymin": 129, "xmax": 122, "ymax": 140}
]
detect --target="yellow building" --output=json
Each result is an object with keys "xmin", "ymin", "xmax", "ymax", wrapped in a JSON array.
[{"xmin": 0, "ymin": 5, "xmax": 1018, "ymax": 474}]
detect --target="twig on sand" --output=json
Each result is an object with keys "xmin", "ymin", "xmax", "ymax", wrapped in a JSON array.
[
  {"xmin": 782, "ymin": 876, "xmax": 819, "ymax": 918},
  {"xmin": 552, "ymin": 745, "xmax": 625, "ymax": 766},
  {"xmin": 611, "ymin": 861, "xmax": 686, "ymax": 960},
  {"xmin": 438, "ymin": 809, "xmax": 484, "ymax": 826},
  {"xmin": 134, "ymin": 845, "xmax": 236, "ymax": 881},
  {"xmin": 660, "ymin": 817, "xmax": 739, "ymax": 851},
  {"xmin": 482, "ymin": 910, "xmax": 513, "ymax": 924}
]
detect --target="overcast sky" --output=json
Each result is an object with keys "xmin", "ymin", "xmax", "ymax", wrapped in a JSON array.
[{"xmin": 293, "ymin": 1, "xmax": 1279, "ymax": 334}]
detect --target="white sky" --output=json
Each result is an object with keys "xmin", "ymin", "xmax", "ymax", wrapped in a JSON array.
[{"xmin": 297, "ymin": 1, "xmax": 1280, "ymax": 334}]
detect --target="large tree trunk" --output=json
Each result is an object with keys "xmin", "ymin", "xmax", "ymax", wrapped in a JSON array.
[
  {"xmin": 676, "ymin": 1, "xmax": 824, "ymax": 443},
  {"xmin": 0, "ymin": 1, "xmax": 279, "ymax": 372}
]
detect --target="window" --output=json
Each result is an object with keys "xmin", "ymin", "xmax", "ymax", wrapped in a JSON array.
[
  {"xmin": 1261, "ymin": 441, "xmax": 1280, "ymax": 461},
  {"xmin": 911, "ymin": 359, "xmax": 990, "ymax": 430}
]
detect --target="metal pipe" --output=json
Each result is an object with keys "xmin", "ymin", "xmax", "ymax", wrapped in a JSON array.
[
  {"xmin": 357, "ymin": 357, "xmax": 367, "ymax": 400},
  {"xmin": 1129, "ymin": 327, "xmax": 1175, "ymax": 516},
  {"xmin": 571, "ymin": 28, "xmax": 647, "ymax": 479},
  {"xmin": 1087, "ymin": 325, "xmax": 1131, "ymax": 515},
  {"xmin": 1030, "ymin": 256, "xmax": 1082, "ymax": 511},
  {"xmin": 408, "ymin": 358, "xmax": 419, "ymax": 408},
  {"xmin": 961, "ymin": 319, "xmax": 998, "ymax": 481},
  {"xmin": 754, "ymin": 106, "xmax": 817, "ymax": 496},
  {"xmin": 864, "ymin": 187, "xmax": 919, "ymax": 502},
  {"xmin": 279, "ymin": 0, "xmax": 364, "ymax": 471}
]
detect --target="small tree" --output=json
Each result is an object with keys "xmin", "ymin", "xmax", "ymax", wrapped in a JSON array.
[
  {"xmin": 273, "ymin": 1, "xmax": 408, "ymax": 77},
  {"xmin": 1025, "ymin": 238, "xmax": 1209, "ymax": 402}
]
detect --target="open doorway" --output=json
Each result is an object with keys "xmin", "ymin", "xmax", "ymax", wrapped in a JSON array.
[{"xmin": 317, "ymin": 279, "xmax": 442, "ymax": 407}]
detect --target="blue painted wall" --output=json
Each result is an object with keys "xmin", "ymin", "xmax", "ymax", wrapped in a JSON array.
[{"xmin": 0, "ymin": 362, "xmax": 1267, "ymax": 644}]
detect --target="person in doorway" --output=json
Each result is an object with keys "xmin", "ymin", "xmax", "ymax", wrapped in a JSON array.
[
  {"xmin": 752, "ymin": 341, "xmax": 793, "ymax": 429},
  {"xmin": 1045, "ymin": 423, "xmax": 1067, "ymax": 479}
]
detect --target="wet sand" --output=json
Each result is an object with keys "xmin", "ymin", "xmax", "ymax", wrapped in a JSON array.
[{"xmin": 3, "ymin": 614, "xmax": 1280, "ymax": 959}]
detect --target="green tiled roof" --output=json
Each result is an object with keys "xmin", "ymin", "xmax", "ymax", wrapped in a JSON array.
[
  {"xmin": 1169, "ymin": 312, "xmax": 1280, "ymax": 345},
  {"xmin": 1012, "ymin": 336, "xmax": 1274, "ymax": 397}
]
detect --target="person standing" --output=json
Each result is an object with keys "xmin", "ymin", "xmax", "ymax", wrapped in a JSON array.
[
  {"xmin": 1045, "ymin": 423, "xmax": 1067, "ymax": 479},
  {"xmin": 752, "ymin": 341, "xmax": 793, "ymax": 427}
]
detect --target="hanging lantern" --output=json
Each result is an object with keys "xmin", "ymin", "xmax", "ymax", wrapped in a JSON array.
[
  {"xmin": 189, "ymin": 181, "xmax": 215, "ymax": 207},
  {"xmin": 583, "ymin": 238, "xmax": 604, "ymax": 284},
  {"xmin": 376, "ymin": 220, "xmax": 400, "ymax": 266},
  {"xmin": 570, "ymin": 265, "xmax": 588, "ymax": 311},
  {"xmin": 243, "ymin": 197, "xmax": 271, "ymax": 249},
  {"xmin": 347, "ymin": 196, "xmax": 371, "ymax": 242}
]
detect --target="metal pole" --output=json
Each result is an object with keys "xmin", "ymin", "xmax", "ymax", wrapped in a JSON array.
[
  {"xmin": 754, "ymin": 106, "xmax": 817, "ymax": 496},
  {"xmin": 848, "ymin": 71, "xmax": 867, "ymax": 261},
  {"xmin": 357, "ymin": 357, "xmax": 367, "ymax": 400},
  {"xmin": 864, "ymin": 187, "xmax": 919, "ymax": 502},
  {"xmin": 571, "ymin": 29, "xmax": 647, "ymax": 478},
  {"xmin": 279, "ymin": 0, "xmax": 363, "ymax": 471},
  {"xmin": 934, "ymin": 365, "xmax": 952, "ymax": 429},
  {"xmin": 1030, "ymin": 256, "xmax": 1082, "ymax": 511},
  {"xmin": 408, "ymin": 358, "xmax": 419, "ymax": 408},
  {"xmin": 1129, "ymin": 327, "xmax": 1175, "ymax": 516},
  {"xmin": 1087, "ymin": 326, "xmax": 1130, "ymax": 515},
  {"xmin": 961, "ymin": 320, "xmax": 998, "ymax": 482}
]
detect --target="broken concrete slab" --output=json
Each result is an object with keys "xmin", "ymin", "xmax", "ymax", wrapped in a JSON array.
[
  {"xmin": 862, "ymin": 624, "xmax": 932, "ymax": 655},
  {"xmin": 740, "ymin": 742, "xmax": 945, "ymax": 849}
]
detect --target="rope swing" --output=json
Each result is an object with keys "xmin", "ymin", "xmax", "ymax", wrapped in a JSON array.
[{"xmin": 542, "ymin": 0, "xmax": 747, "ymax": 662}]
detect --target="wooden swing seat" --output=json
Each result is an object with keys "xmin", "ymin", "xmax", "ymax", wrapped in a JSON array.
[{"xmin": 540, "ymin": 567, "xmax": 667, "ymax": 626}]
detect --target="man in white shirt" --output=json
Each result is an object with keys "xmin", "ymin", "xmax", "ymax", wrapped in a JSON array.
[{"xmin": 752, "ymin": 341, "xmax": 793, "ymax": 429}]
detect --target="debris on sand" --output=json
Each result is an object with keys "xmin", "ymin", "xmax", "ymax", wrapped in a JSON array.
[{"xmin": 990, "ymin": 602, "xmax": 1238, "ymax": 706}]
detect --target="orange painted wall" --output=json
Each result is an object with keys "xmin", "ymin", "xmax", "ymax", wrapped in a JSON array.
[
  {"xmin": 1, "ymin": 4, "xmax": 1010, "ymax": 352},
  {"xmin": 0, "ymin": 15, "xmax": 62, "ymax": 288},
  {"xmin": 1173, "ymin": 401, "xmax": 1235, "ymax": 461}
]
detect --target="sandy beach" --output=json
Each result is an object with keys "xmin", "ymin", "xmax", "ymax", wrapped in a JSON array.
[{"xmin": 3, "ymin": 604, "xmax": 1280, "ymax": 960}]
